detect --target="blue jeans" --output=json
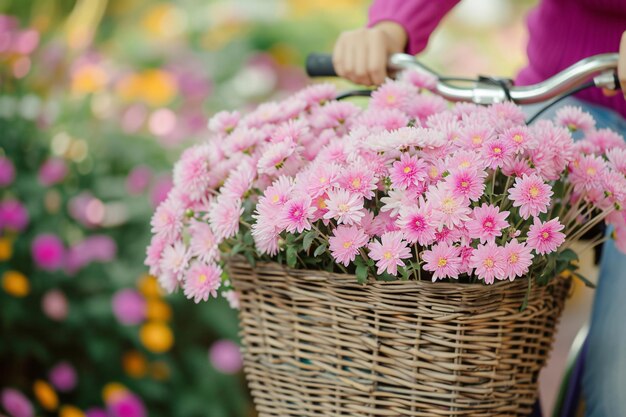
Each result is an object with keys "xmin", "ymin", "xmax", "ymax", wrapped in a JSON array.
[{"xmin": 527, "ymin": 98, "xmax": 626, "ymax": 417}]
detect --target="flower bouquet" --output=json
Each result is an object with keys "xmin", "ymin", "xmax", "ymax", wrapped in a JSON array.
[{"xmin": 147, "ymin": 73, "xmax": 626, "ymax": 415}]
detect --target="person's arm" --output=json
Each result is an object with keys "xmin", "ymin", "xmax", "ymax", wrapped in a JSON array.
[{"xmin": 333, "ymin": 0, "xmax": 459, "ymax": 86}]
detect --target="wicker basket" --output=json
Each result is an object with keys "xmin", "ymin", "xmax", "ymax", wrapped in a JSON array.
[{"xmin": 228, "ymin": 258, "xmax": 571, "ymax": 417}]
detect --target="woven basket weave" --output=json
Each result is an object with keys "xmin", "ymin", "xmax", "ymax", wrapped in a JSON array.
[{"xmin": 229, "ymin": 258, "xmax": 571, "ymax": 417}]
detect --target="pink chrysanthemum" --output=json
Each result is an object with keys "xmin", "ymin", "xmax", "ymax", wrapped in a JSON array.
[
  {"xmin": 467, "ymin": 204, "xmax": 510, "ymax": 243},
  {"xmin": 446, "ymin": 150, "xmax": 485, "ymax": 172},
  {"xmin": 150, "ymin": 198, "xmax": 184, "ymax": 241},
  {"xmin": 251, "ymin": 214, "xmax": 281, "ymax": 256},
  {"xmin": 145, "ymin": 235, "xmax": 167, "ymax": 276},
  {"xmin": 183, "ymin": 262, "xmax": 222, "ymax": 303},
  {"xmin": 189, "ymin": 221, "xmax": 219, "ymax": 263},
  {"xmin": 444, "ymin": 167, "xmax": 486, "ymax": 202},
  {"xmin": 221, "ymin": 161, "xmax": 256, "ymax": 200},
  {"xmin": 401, "ymin": 69, "xmax": 437, "ymax": 90},
  {"xmin": 459, "ymin": 123, "xmax": 494, "ymax": 150},
  {"xmin": 338, "ymin": 165, "xmax": 378, "ymax": 199},
  {"xmin": 367, "ymin": 231, "xmax": 412, "ymax": 276},
  {"xmin": 569, "ymin": 154, "xmax": 607, "ymax": 192},
  {"xmin": 160, "ymin": 241, "xmax": 190, "ymax": 281},
  {"xmin": 500, "ymin": 126, "xmax": 536, "ymax": 154},
  {"xmin": 324, "ymin": 189, "xmax": 365, "ymax": 225},
  {"xmin": 555, "ymin": 105, "xmax": 595, "ymax": 132},
  {"xmin": 389, "ymin": 153, "xmax": 428, "ymax": 190},
  {"xmin": 502, "ymin": 157, "xmax": 533, "ymax": 177},
  {"xmin": 526, "ymin": 217, "xmax": 565, "ymax": 255},
  {"xmin": 370, "ymin": 79, "xmax": 413, "ymax": 111},
  {"xmin": 606, "ymin": 148, "xmax": 626, "ymax": 176},
  {"xmin": 469, "ymin": 242, "xmax": 506, "ymax": 284},
  {"xmin": 301, "ymin": 162, "xmax": 340, "ymax": 197},
  {"xmin": 404, "ymin": 94, "xmax": 447, "ymax": 122},
  {"xmin": 257, "ymin": 141, "xmax": 297, "ymax": 176},
  {"xmin": 482, "ymin": 138, "xmax": 514, "ymax": 169},
  {"xmin": 397, "ymin": 203, "xmax": 436, "ymax": 246},
  {"xmin": 208, "ymin": 110, "xmax": 240, "ymax": 135},
  {"xmin": 329, "ymin": 225, "xmax": 369, "ymax": 267},
  {"xmin": 359, "ymin": 108, "xmax": 409, "ymax": 131},
  {"xmin": 507, "ymin": 174, "xmax": 553, "ymax": 219},
  {"xmin": 296, "ymin": 83, "xmax": 337, "ymax": 108},
  {"xmin": 426, "ymin": 185, "xmax": 472, "ymax": 230},
  {"xmin": 279, "ymin": 195, "xmax": 315, "ymax": 233},
  {"xmin": 173, "ymin": 144, "xmax": 212, "ymax": 201},
  {"xmin": 503, "ymin": 239, "xmax": 533, "ymax": 280},
  {"xmin": 380, "ymin": 188, "xmax": 420, "ymax": 218},
  {"xmin": 586, "ymin": 128, "xmax": 625, "ymax": 154},
  {"xmin": 312, "ymin": 101, "xmax": 360, "ymax": 130},
  {"xmin": 422, "ymin": 243, "xmax": 462, "ymax": 281},
  {"xmin": 208, "ymin": 197, "xmax": 243, "ymax": 241}
]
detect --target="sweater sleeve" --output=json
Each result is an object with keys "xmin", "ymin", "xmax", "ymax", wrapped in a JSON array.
[{"xmin": 367, "ymin": 0, "xmax": 460, "ymax": 55}]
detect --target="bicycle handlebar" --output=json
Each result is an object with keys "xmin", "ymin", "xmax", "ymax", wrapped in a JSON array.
[{"xmin": 305, "ymin": 52, "xmax": 620, "ymax": 105}]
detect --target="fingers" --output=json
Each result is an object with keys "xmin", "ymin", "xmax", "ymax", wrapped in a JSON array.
[
  {"xmin": 619, "ymin": 31, "xmax": 626, "ymax": 99},
  {"xmin": 368, "ymin": 30, "xmax": 388, "ymax": 85},
  {"xmin": 332, "ymin": 28, "xmax": 388, "ymax": 86}
]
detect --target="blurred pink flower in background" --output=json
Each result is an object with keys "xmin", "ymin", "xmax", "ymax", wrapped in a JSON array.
[
  {"xmin": 111, "ymin": 289, "xmax": 146, "ymax": 325},
  {"xmin": 85, "ymin": 408, "xmax": 108, "ymax": 417},
  {"xmin": 41, "ymin": 289, "xmax": 69, "ymax": 321},
  {"xmin": 121, "ymin": 104, "xmax": 148, "ymax": 134},
  {"xmin": 0, "ymin": 199, "xmax": 29, "ymax": 231},
  {"xmin": 66, "ymin": 235, "xmax": 117, "ymax": 274},
  {"xmin": 106, "ymin": 391, "xmax": 147, "ymax": 417},
  {"xmin": 209, "ymin": 340, "xmax": 243, "ymax": 374},
  {"xmin": 48, "ymin": 361, "xmax": 77, "ymax": 392},
  {"xmin": 150, "ymin": 175, "xmax": 173, "ymax": 208},
  {"xmin": 0, "ymin": 156, "xmax": 15, "ymax": 186},
  {"xmin": 68, "ymin": 192, "xmax": 105, "ymax": 228},
  {"xmin": 126, "ymin": 165, "xmax": 153, "ymax": 195},
  {"xmin": 38, "ymin": 158, "xmax": 68, "ymax": 186},
  {"xmin": 0, "ymin": 388, "xmax": 33, "ymax": 417},
  {"xmin": 31, "ymin": 234, "xmax": 65, "ymax": 271}
]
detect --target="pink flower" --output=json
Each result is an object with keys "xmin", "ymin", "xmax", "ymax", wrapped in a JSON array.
[
  {"xmin": 526, "ymin": 217, "xmax": 565, "ymax": 255},
  {"xmin": 370, "ymin": 79, "xmax": 413, "ymax": 111},
  {"xmin": 126, "ymin": 165, "xmax": 153, "ymax": 195},
  {"xmin": 470, "ymin": 242, "xmax": 507, "ymax": 284},
  {"xmin": 209, "ymin": 340, "xmax": 243, "ymax": 374},
  {"xmin": 500, "ymin": 126, "xmax": 535, "ymax": 154},
  {"xmin": 183, "ymin": 262, "xmax": 222, "ymax": 303},
  {"xmin": 0, "ymin": 156, "xmax": 15, "ymax": 186},
  {"xmin": 459, "ymin": 123, "xmax": 494, "ymax": 150},
  {"xmin": 426, "ymin": 185, "xmax": 472, "ymax": 230},
  {"xmin": 111, "ymin": 289, "xmax": 146, "ymax": 325},
  {"xmin": 32, "ymin": 234, "xmax": 65, "ymax": 270},
  {"xmin": 556, "ymin": 105, "xmax": 595, "ymax": 132},
  {"xmin": 389, "ymin": 153, "xmax": 428, "ymax": 190},
  {"xmin": 257, "ymin": 141, "xmax": 297, "ymax": 176},
  {"xmin": 329, "ymin": 225, "xmax": 369, "ymax": 267},
  {"xmin": 160, "ymin": 241, "xmax": 190, "ymax": 282},
  {"xmin": 507, "ymin": 174, "xmax": 553, "ymax": 219},
  {"xmin": 296, "ymin": 83, "xmax": 336, "ymax": 107},
  {"xmin": 359, "ymin": 108, "xmax": 408, "ymax": 131},
  {"xmin": 222, "ymin": 289, "xmax": 240, "ymax": 309},
  {"xmin": 145, "ymin": 235, "xmax": 167, "ymax": 276},
  {"xmin": 189, "ymin": 221, "xmax": 219, "ymax": 263},
  {"xmin": 586, "ymin": 128, "xmax": 625, "ymax": 154},
  {"xmin": 42, "ymin": 290, "xmax": 69, "ymax": 321},
  {"xmin": 280, "ymin": 195, "xmax": 315, "ymax": 233},
  {"xmin": 208, "ymin": 197, "xmax": 243, "ymax": 241},
  {"xmin": 401, "ymin": 69, "xmax": 437, "ymax": 90},
  {"xmin": 0, "ymin": 199, "xmax": 29, "ymax": 232},
  {"xmin": 422, "ymin": 243, "xmax": 462, "ymax": 281},
  {"xmin": 606, "ymin": 148, "xmax": 626, "ymax": 176},
  {"xmin": 397, "ymin": 204, "xmax": 436, "ymax": 246},
  {"xmin": 106, "ymin": 391, "xmax": 146, "ymax": 417},
  {"xmin": 173, "ymin": 144, "xmax": 212, "ymax": 201},
  {"xmin": 251, "ymin": 213, "xmax": 281, "ymax": 256},
  {"xmin": 444, "ymin": 167, "xmax": 486, "ymax": 202},
  {"xmin": 467, "ymin": 204, "xmax": 510, "ymax": 243},
  {"xmin": 150, "ymin": 175, "xmax": 173, "ymax": 208},
  {"xmin": 38, "ymin": 158, "xmax": 68, "ymax": 186},
  {"xmin": 49, "ymin": 362, "xmax": 77, "ymax": 392},
  {"xmin": 404, "ymin": 94, "xmax": 447, "ymax": 122},
  {"xmin": 502, "ymin": 157, "xmax": 533, "ymax": 177},
  {"xmin": 338, "ymin": 165, "xmax": 378, "ymax": 199},
  {"xmin": 569, "ymin": 154, "xmax": 606, "ymax": 192},
  {"xmin": 503, "ymin": 239, "xmax": 533, "ymax": 280},
  {"xmin": 446, "ymin": 150, "xmax": 485, "ymax": 172},
  {"xmin": 323, "ymin": 189, "xmax": 364, "ymax": 225},
  {"xmin": 482, "ymin": 138, "xmax": 513, "ymax": 169},
  {"xmin": 301, "ymin": 162, "xmax": 340, "ymax": 197},
  {"xmin": 150, "ymin": 199, "xmax": 184, "ymax": 241},
  {"xmin": 1, "ymin": 388, "xmax": 33, "ymax": 417},
  {"xmin": 208, "ymin": 110, "xmax": 240, "ymax": 135},
  {"xmin": 367, "ymin": 231, "xmax": 412, "ymax": 276}
]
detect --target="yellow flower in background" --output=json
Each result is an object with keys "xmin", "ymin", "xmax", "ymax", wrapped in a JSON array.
[
  {"xmin": 72, "ymin": 64, "xmax": 109, "ymax": 95},
  {"xmin": 59, "ymin": 405, "xmax": 85, "ymax": 417},
  {"xmin": 201, "ymin": 22, "xmax": 246, "ymax": 51},
  {"xmin": 116, "ymin": 70, "xmax": 177, "ymax": 107},
  {"xmin": 269, "ymin": 43, "xmax": 298, "ymax": 67},
  {"xmin": 102, "ymin": 382, "xmax": 127, "ymax": 403},
  {"xmin": 33, "ymin": 380, "xmax": 58, "ymax": 411},
  {"xmin": 2, "ymin": 271, "xmax": 29, "ymax": 297},
  {"xmin": 122, "ymin": 350, "xmax": 148, "ymax": 378},
  {"xmin": 0, "ymin": 237, "xmax": 13, "ymax": 261},
  {"xmin": 150, "ymin": 361, "xmax": 170, "ymax": 381},
  {"xmin": 137, "ymin": 274, "xmax": 161, "ymax": 298},
  {"xmin": 142, "ymin": 3, "xmax": 187, "ymax": 40},
  {"xmin": 140, "ymin": 321, "xmax": 173, "ymax": 353},
  {"xmin": 146, "ymin": 299, "xmax": 172, "ymax": 321},
  {"xmin": 286, "ymin": 0, "xmax": 366, "ymax": 17}
]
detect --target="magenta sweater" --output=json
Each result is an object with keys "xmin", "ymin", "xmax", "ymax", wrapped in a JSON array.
[{"xmin": 368, "ymin": 0, "xmax": 626, "ymax": 118}]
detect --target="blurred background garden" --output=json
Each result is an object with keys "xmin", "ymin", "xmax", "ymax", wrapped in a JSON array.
[{"xmin": 1, "ymin": 0, "xmax": 592, "ymax": 416}]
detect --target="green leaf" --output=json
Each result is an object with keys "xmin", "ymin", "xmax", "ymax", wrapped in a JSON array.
[
  {"xmin": 231, "ymin": 244, "xmax": 243, "ymax": 255},
  {"xmin": 573, "ymin": 272, "xmax": 596, "ymax": 288},
  {"xmin": 557, "ymin": 248, "xmax": 579, "ymax": 263},
  {"xmin": 302, "ymin": 231, "xmax": 317, "ymax": 252},
  {"xmin": 356, "ymin": 264, "xmax": 368, "ymax": 284},
  {"xmin": 520, "ymin": 276, "xmax": 532, "ymax": 311},
  {"xmin": 313, "ymin": 243, "xmax": 327, "ymax": 257},
  {"xmin": 286, "ymin": 245, "xmax": 298, "ymax": 268}
]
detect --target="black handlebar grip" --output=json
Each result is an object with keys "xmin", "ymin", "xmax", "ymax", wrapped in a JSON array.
[{"xmin": 306, "ymin": 53, "xmax": 337, "ymax": 77}]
